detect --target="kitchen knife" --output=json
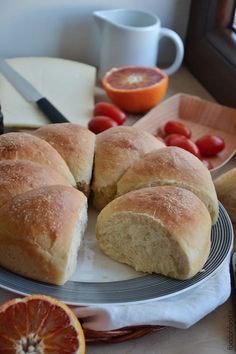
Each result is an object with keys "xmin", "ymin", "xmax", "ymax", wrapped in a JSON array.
[{"xmin": 0, "ymin": 58, "xmax": 69, "ymax": 123}]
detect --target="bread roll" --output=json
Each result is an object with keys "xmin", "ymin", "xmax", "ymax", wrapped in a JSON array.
[
  {"xmin": 92, "ymin": 126, "xmax": 165, "ymax": 210},
  {"xmin": 0, "ymin": 132, "xmax": 75, "ymax": 186},
  {"xmin": 0, "ymin": 160, "xmax": 69, "ymax": 208},
  {"xmin": 0, "ymin": 185, "xmax": 87, "ymax": 285},
  {"xmin": 33, "ymin": 123, "xmax": 95, "ymax": 195},
  {"xmin": 117, "ymin": 147, "xmax": 218, "ymax": 224},
  {"xmin": 96, "ymin": 186, "xmax": 212, "ymax": 280},
  {"xmin": 214, "ymin": 168, "xmax": 236, "ymax": 223}
]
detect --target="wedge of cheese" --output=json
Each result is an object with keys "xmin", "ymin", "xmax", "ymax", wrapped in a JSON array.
[{"xmin": 0, "ymin": 57, "xmax": 96, "ymax": 127}]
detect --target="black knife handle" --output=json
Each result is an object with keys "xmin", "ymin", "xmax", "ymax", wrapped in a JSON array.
[{"xmin": 36, "ymin": 97, "xmax": 70, "ymax": 124}]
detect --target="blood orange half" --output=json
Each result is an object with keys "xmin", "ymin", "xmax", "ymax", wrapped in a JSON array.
[
  {"xmin": 102, "ymin": 66, "xmax": 168, "ymax": 113},
  {"xmin": 0, "ymin": 294, "xmax": 85, "ymax": 354}
]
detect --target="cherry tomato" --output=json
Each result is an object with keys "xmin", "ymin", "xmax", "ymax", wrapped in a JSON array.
[
  {"xmin": 88, "ymin": 116, "xmax": 118, "ymax": 134},
  {"xmin": 165, "ymin": 134, "xmax": 201, "ymax": 158},
  {"xmin": 94, "ymin": 102, "xmax": 127, "ymax": 125},
  {"xmin": 201, "ymin": 159, "xmax": 214, "ymax": 170},
  {"xmin": 164, "ymin": 120, "xmax": 192, "ymax": 138},
  {"xmin": 164, "ymin": 134, "xmax": 184, "ymax": 146},
  {"xmin": 195, "ymin": 135, "xmax": 225, "ymax": 157}
]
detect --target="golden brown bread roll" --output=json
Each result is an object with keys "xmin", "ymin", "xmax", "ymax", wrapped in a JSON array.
[
  {"xmin": 214, "ymin": 168, "xmax": 236, "ymax": 223},
  {"xmin": 0, "ymin": 125, "xmax": 216, "ymax": 285},
  {"xmin": 0, "ymin": 160, "xmax": 70, "ymax": 208},
  {"xmin": 92, "ymin": 126, "xmax": 165, "ymax": 210},
  {"xmin": 33, "ymin": 123, "xmax": 95, "ymax": 196},
  {"xmin": 0, "ymin": 132, "xmax": 75, "ymax": 186},
  {"xmin": 117, "ymin": 147, "xmax": 218, "ymax": 224},
  {"xmin": 96, "ymin": 186, "xmax": 212, "ymax": 280},
  {"xmin": 0, "ymin": 185, "xmax": 87, "ymax": 285}
]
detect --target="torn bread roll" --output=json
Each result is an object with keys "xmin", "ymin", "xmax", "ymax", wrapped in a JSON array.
[
  {"xmin": 33, "ymin": 123, "xmax": 95, "ymax": 196},
  {"xmin": 117, "ymin": 147, "xmax": 218, "ymax": 224},
  {"xmin": 0, "ymin": 185, "xmax": 87, "ymax": 285},
  {"xmin": 0, "ymin": 160, "xmax": 69, "ymax": 208},
  {"xmin": 0, "ymin": 132, "xmax": 75, "ymax": 186},
  {"xmin": 214, "ymin": 167, "xmax": 236, "ymax": 223},
  {"xmin": 96, "ymin": 186, "xmax": 212, "ymax": 280},
  {"xmin": 92, "ymin": 126, "xmax": 165, "ymax": 210}
]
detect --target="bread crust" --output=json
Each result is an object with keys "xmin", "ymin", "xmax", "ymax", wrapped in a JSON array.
[
  {"xmin": 92, "ymin": 126, "xmax": 165, "ymax": 210},
  {"xmin": 0, "ymin": 185, "xmax": 87, "ymax": 285},
  {"xmin": 117, "ymin": 147, "xmax": 218, "ymax": 223},
  {"xmin": 0, "ymin": 159, "xmax": 69, "ymax": 208},
  {"xmin": 96, "ymin": 186, "xmax": 212, "ymax": 279},
  {"xmin": 214, "ymin": 167, "xmax": 236, "ymax": 223},
  {"xmin": 0, "ymin": 127, "xmax": 216, "ymax": 285},
  {"xmin": 33, "ymin": 123, "xmax": 95, "ymax": 195},
  {"xmin": 0, "ymin": 132, "xmax": 75, "ymax": 186}
]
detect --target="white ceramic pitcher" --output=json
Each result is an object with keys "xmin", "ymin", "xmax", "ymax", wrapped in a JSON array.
[{"xmin": 94, "ymin": 8, "xmax": 184, "ymax": 79}]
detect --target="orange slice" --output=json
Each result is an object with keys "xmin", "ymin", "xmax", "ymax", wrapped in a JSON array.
[
  {"xmin": 102, "ymin": 66, "xmax": 168, "ymax": 113},
  {"xmin": 0, "ymin": 294, "xmax": 85, "ymax": 354}
]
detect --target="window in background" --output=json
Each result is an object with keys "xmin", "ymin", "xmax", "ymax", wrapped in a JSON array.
[
  {"xmin": 185, "ymin": 0, "xmax": 236, "ymax": 108},
  {"xmin": 233, "ymin": 7, "xmax": 236, "ymax": 29}
]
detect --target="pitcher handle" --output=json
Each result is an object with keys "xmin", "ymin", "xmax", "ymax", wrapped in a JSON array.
[{"xmin": 158, "ymin": 27, "xmax": 184, "ymax": 76}]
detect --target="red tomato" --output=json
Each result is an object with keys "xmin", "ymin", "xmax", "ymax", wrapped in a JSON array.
[
  {"xmin": 195, "ymin": 135, "xmax": 225, "ymax": 157},
  {"xmin": 165, "ymin": 134, "xmax": 201, "ymax": 158},
  {"xmin": 164, "ymin": 134, "xmax": 184, "ymax": 146},
  {"xmin": 164, "ymin": 120, "xmax": 192, "ymax": 138},
  {"xmin": 94, "ymin": 102, "xmax": 127, "ymax": 125},
  {"xmin": 201, "ymin": 159, "xmax": 214, "ymax": 170},
  {"xmin": 88, "ymin": 116, "xmax": 118, "ymax": 134}
]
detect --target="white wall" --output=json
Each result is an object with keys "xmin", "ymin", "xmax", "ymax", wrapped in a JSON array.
[{"xmin": 0, "ymin": 0, "xmax": 191, "ymax": 67}]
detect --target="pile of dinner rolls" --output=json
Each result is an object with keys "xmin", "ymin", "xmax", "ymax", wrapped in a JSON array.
[{"xmin": 0, "ymin": 124, "xmax": 220, "ymax": 285}]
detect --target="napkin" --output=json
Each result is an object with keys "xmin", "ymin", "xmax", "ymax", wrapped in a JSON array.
[
  {"xmin": 73, "ymin": 260, "xmax": 231, "ymax": 331},
  {"xmin": 0, "ymin": 260, "xmax": 231, "ymax": 331}
]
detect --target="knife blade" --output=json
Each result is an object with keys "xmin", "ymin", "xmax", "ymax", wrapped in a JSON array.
[{"xmin": 0, "ymin": 58, "xmax": 69, "ymax": 124}]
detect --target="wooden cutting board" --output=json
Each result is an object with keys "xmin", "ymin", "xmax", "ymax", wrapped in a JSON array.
[{"xmin": 0, "ymin": 57, "xmax": 96, "ymax": 128}]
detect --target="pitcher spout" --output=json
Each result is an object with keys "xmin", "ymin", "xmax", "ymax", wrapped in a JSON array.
[
  {"xmin": 93, "ymin": 8, "xmax": 128, "ymax": 30},
  {"xmin": 93, "ymin": 10, "xmax": 110, "ymax": 31}
]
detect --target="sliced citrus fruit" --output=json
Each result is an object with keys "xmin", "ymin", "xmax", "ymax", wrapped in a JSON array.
[
  {"xmin": 0, "ymin": 294, "xmax": 85, "ymax": 354},
  {"xmin": 102, "ymin": 66, "xmax": 168, "ymax": 113}
]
